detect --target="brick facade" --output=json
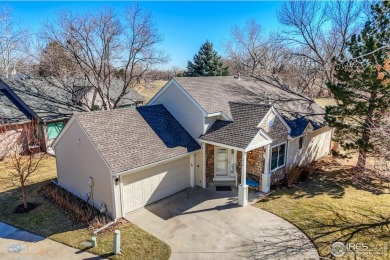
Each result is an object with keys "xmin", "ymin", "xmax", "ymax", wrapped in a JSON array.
[
  {"xmin": 205, "ymin": 144, "xmax": 214, "ymax": 184},
  {"xmin": 236, "ymin": 148, "xmax": 265, "ymax": 186}
]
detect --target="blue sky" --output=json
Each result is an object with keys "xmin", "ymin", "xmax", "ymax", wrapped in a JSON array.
[{"xmin": 6, "ymin": 1, "xmax": 282, "ymax": 69}]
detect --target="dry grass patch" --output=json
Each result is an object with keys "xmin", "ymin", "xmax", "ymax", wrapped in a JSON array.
[
  {"xmin": 135, "ymin": 80, "xmax": 167, "ymax": 102},
  {"xmin": 257, "ymin": 156, "xmax": 390, "ymax": 259},
  {"xmin": 314, "ymin": 97, "xmax": 338, "ymax": 108}
]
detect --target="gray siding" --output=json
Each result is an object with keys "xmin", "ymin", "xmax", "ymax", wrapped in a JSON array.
[
  {"xmin": 55, "ymin": 119, "xmax": 116, "ymax": 218},
  {"xmin": 149, "ymin": 82, "xmax": 204, "ymax": 140}
]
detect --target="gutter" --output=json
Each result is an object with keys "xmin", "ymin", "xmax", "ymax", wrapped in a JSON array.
[{"xmin": 113, "ymin": 150, "xmax": 199, "ymax": 177}]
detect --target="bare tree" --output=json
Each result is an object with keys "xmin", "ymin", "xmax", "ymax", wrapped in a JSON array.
[
  {"xmin": 0, "ymin": 120, "xmax": 45, "ymax": 209},
  {"xmin": 277, "ymin": 1, "xmax": 364, "ymax": 90},
  {"xmin": 0, "ymin": 5, "xmax": 30, "ymax": 78},
  {"xmin": 224, "ymin": 19, "xmax": 289, "ymax": 76},
  {"xmin": 41, "ymin": 5, "xmax": 169, "ymax": 110}
]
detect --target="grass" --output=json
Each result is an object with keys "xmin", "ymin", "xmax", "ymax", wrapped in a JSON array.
[
  {"xmin": 314, "ymin": 97, "xmax": 338, "ymax": 108},
  {"xmin": 256, "ymin": 156, "xmax": 390, "ymax": 259},
  {"xmin": 135, "ymin": 80, "xmax": 167, "ymax": 103},
  {"xmin": 0, "ymin": 156, "xmax": 171, "ymax": 260}
]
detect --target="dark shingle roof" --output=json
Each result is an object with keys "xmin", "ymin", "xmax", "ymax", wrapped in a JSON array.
[
  {"xmin": 74, "ymin": 105, "xmax": 200, "ymax": 174},
  {"xmin": 75, "ymin": 77, "xmax": 146, "ymax": 107},
  {"xmin": 200, "ymin": 102, "xmax": 271, "ymax": 149},
  {"xmin": 174, "ymin": 76, "xmax": 325, "ymax": 137},
  {"xmin": 1, "ymin": 77, "xmax": 85, "ymax": 122},
  {"xmin": 0, "ymin": 89, "xmax": 30, "ymax": 123},
  {"xmin": 109, "ymin": 82, "xmax": 146, "ymax": 107}
]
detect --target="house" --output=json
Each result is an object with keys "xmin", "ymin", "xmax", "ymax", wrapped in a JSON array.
[
  {"xmin": 0, "ymin": 76, "xmax": 145, "ymax": 156},
  {"xmin": 74, "ymin": 78, "xmax": 146, "ymax": 110},
  {"xmin": 0, "ymin": 76, "xmax": 85, "ymax": 156},
  {"xmin": 53, "ymin": 76, "xmax": 333, "ymax": 219}
]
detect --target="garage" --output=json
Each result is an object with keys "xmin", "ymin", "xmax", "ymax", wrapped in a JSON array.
[{"xmin": 122, "ymin": 156, "xmax": 191, "ymax": 213}]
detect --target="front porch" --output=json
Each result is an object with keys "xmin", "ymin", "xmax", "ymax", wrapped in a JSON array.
[{"xmin": 203, "ymin": 143, "xmax": 272, "ymax": 206}]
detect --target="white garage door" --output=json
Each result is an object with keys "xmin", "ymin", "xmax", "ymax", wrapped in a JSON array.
[{"xmin": 123, "ymin": 156, "xmax": 190, "ymax": 213}]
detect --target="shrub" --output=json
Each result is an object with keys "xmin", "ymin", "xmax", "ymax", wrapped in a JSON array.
[
  {"xmin": 286, "ymin": 161, "xmax": 318, "ymax": 187},
  {"xmin": 39, "ymin": 182, "xmax": 111, "ymax": 229},
  {"xmin": 286, "ymin": 166, "xmax": 301, "ymax": 188}
]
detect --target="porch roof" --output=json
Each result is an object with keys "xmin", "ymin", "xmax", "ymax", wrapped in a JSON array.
[{"xmin": 199, "ymin": 102, "xmax": 271, "ymax": 150}]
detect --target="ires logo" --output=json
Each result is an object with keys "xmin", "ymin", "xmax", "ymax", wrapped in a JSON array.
[{"xmin": 331, "ymin": 242, "xmax": 388, "ymax": 257}]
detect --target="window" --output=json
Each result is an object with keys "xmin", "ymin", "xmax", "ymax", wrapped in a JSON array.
[
  {"xmin": 47, "ymin": 122, "xmax": 64, "ymax": 140},
  {"xmin": 270, "ymin": 143, "xmax": 286, "ymax": 171},
  {"xmin": 298, "ymin": 136, "xmax": 305, "ymax": 149}
]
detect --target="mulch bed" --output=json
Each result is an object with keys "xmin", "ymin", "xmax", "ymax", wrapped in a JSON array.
[{"xmin": 14, "ymin": 202, "xmax": 39, "ymax": 214}]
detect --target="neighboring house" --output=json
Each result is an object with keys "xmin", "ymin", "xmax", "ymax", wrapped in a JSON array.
[
  {"xmin": 0, "ymin": 76, "xmax": 145, "ymax": 156},
  {"xmin": 53, "ymin": 76, "xmax": 332, "ymax": 219},
  {"xmin": 76, "ymin": 78, "xmax": 146, "ymax": 110},
  {"xmin": 0, "ymin": 76, "xmax": 85, "ymax": 156}
]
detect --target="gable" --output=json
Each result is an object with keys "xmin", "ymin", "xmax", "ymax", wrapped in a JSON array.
[
  {"xmin": 259, "ymin": 110, "xmax": 289, "ymax": 145},
  {"xmin": 54, "ymin": 117, "xmax": 112, "ymax": 173},
  {"xmin": 148, "ymin": 80, "xmax": 206, "ymax": 140}
]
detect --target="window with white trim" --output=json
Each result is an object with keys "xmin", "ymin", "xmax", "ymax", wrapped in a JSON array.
[{"xmin": 270, "ymin": 143, "xmax": 286, "ymax": 171}]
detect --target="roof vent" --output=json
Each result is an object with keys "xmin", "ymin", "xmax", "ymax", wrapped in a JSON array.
[{"xmin": 235, "ymin": 73, "xmax": 241, "ymax": 80}]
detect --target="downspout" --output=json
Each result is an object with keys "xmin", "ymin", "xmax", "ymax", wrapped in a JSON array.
[
  {"xmin": 93, "ymin": 219, "xmax": 118, "ymax": 235},
  {"xmin": 119, "ymin": 176, "xmax": 124, "ymax": 218}
]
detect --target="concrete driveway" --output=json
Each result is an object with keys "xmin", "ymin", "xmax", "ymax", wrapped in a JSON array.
[
  {"xmin": 126, "ymin": 186, "xmax": 319, "ymax": 260},
  {"xmin": 0, "ymin": 222, "xmax": 100, "ymax": 260}
]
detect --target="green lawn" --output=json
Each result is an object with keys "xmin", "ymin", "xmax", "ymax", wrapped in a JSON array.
[
  {"xmin": 256, "ymin": 157, "xmax": 390, "ymax": 259},
  {"xmin": 0, "ymin": 156, "xmax": 171, "ymax": 260}
]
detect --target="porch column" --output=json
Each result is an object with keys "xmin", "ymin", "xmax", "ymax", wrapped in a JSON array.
[
  {"xmin": 238, "ymin": 151, "xmax": 248, "ymax": 206},
  {"xmin": 261, "ymin": 144, "xmax": 271, "ymax": 193},
  {"xmin": 202, "ymin": 143, "xmax": 206, "ymax": 188}
]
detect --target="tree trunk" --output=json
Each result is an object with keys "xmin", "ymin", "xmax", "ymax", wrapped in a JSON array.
[
  {"xmin": 356, "ymin": 94, "xmax": 376, "ymax": 170},
  {"xmin": 357, "ymin": 147, "xmax": 367, "ymax": 170},
  {"xmin": 21, "ymin": 185, "xmax": 27, "ymax": 208}
]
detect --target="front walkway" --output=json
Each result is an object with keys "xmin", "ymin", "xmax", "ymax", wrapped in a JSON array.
[
  {"xmin": 126, "ymin": 186, "xmax": 319, "ymax": 260},
  {"xmin": 0, "ymin": 222, "xmax": 99, "ymax": 260}
]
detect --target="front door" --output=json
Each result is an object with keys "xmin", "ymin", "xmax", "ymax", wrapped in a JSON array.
[{"xmin": 214, "ymin": 147, "xmax": 236, "ymax": 180}]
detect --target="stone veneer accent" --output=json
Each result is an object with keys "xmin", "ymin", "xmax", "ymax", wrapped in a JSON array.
[{"xmin": 236, "ymin": 148, "xmax": 264, "ymax": 186}]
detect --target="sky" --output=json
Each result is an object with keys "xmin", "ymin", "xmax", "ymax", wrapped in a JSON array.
[{"xmin": 5, "ymin": 1, "xmax": 283, "ymax": 69}]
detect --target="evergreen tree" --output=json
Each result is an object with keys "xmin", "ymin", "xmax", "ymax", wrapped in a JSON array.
[
  {"xmin": 325, "ymin": 0, "xmax": 390, "ymax": 169},
  {"xmin": 185, "ymin": 40, "xmax": 229, "ymax": 76}
]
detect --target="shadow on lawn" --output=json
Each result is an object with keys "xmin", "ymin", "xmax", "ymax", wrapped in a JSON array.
[
  {"xmin": 264, "ymin": 160, "xmax": 351, "ymax": 201},
  {"xmin": 264, "ymin": 158, "xmax": 389, "ymax": 202},
  {"xmin": 302, "ymin": 202, "xmax": 390, "ymax": 258}
]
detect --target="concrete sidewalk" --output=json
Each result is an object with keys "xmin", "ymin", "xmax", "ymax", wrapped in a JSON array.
[{"xmin": 0, "ymin": 222, "xmax": 101, "ymax": 260}]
